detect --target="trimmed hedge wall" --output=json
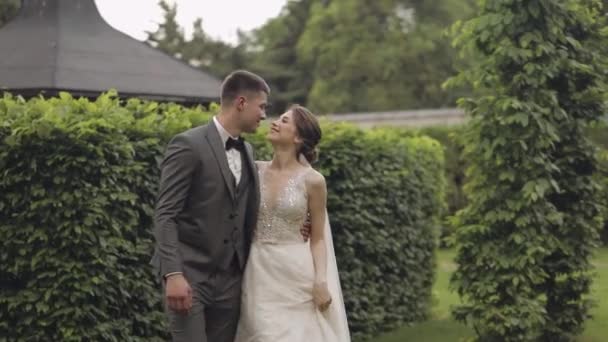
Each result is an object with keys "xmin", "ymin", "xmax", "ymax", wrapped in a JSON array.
[
  {"xmin": 0, "ymin": 92, "xmax": 212, "ymax": 341},
  {"xmin": 0, "ymin": 92, "xmax": 444, "ymax": 341}
]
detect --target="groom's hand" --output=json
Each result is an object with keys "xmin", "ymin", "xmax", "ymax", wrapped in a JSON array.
[
  {"xmin": 165, "ymin": 274, "xmax": 192, "ymax": 314},
  {"xmin": 300, "ymin": 213, "xmax": 312, "ymax": 242}
]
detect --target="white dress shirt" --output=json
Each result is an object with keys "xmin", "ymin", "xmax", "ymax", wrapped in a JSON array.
[{"xmin": 213, "ymin": 116, "xmax": 242, "ymax": 185}]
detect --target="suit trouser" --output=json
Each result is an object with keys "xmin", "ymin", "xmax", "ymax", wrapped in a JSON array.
[{"xmin": 165, "ymin": 257, "xmax": 242, "ymax": 342}]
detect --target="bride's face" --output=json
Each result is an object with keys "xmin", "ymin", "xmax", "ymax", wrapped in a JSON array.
[{"xmin": 267, "ymin": 110, "xmax": 301, "ymax": 146}]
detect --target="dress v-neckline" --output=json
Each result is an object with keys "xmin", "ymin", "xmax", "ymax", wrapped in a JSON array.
[{"xmin": 260, "ymin": 163, "xmax": 308, "ymax": 211}]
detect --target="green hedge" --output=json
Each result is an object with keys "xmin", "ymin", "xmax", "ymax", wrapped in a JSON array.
[
  {"xmin": 0, "ymin": 92, "xmax": 444, "ymax": 341},
  {"xmin": 599, "ymin": 150, "xmax": 608, "ymax": 244},
  {"xmin": 415, "ymin": 126, "xmax": 467, "ymax": 246},
  {"xmin": 589, "ymin": 122, "xmax": 608, "ymax": 245},
  {"xmin": 425, "ymin": 123, "xmax": 608, "ymax": 246},
  {"xmin": 416, "ymin": 126, "xmax": 467, "ymax": 215},
  {"xmin": 0, "ymin": 92, "xmax": 212, "ymax": 341}
]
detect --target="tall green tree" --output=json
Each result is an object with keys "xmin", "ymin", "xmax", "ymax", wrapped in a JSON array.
[
  {"xmin": 298, "ymin": 0, "xmax": 474, "ymax": 113},
  {"xmin": 146, "ymin": 1, "xmax": 249, "ymax": 80},
  {"xmin": 146, "ymin": 1, "xmax": 186, "ymax": 58},
  {"xmin": 245, "ymin": 0, "xmax": 315, "ymax": 114},
  {"xmin": 180, "ymin": 19, "xmax": 251, "ymax": 79},
  {"xmin": 0, "ymin": 0, "xmax": 19, "ymax": 27},
  {"xmin": 146, "ymin": 0, "xmax": 475, "ymax": 113},
  {"xmin": 447, "ymin": 0, "xmax": 607, "ymax": 340},
  {"xmin": 146, "ymin": 0, "xmax": 312, "ymax": 113}
]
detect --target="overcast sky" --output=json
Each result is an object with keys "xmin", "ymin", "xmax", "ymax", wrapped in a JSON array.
[{"xmin": 96, "ymin": 0, "xmax": 287, "ymax": 44}]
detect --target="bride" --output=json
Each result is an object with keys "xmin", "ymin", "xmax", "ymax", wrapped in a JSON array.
[{"xmin": 235, "ymin": 105, "xmax": 350, "ymax": 342}]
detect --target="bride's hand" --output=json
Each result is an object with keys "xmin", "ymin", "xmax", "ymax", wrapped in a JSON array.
[{"xmin": 313, "ymin": 281, "xmax": 332, "ymax": 312}]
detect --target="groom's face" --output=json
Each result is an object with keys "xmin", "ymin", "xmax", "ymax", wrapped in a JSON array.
[{"xmin": 237, "ymin": 91, "xmax": 268, "ymax": 133}]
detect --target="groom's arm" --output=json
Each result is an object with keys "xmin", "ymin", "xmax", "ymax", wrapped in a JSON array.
[{"xmin": 154, "ymin": 134, "xmax": 197, "ymax": 277}]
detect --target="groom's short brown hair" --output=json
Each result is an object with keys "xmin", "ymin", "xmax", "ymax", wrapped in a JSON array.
[{"xmin": 220, "ymin": 70, "xmax": 270, "ymax": 104}]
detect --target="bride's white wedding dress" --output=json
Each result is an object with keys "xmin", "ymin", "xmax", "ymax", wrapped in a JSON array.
[{"xmin": 235, "ymin": 163, "xmax": 350, "ymax": 342}]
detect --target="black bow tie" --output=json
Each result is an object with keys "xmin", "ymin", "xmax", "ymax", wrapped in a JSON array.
[{"xmin": 225, "ymin": 137, "xmax": 245, "ymax": 152}]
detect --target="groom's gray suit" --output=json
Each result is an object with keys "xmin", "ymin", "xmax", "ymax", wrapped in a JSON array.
[{"xmin": 152, "ymin": 120, "xmax": 259, "ymax": 342}]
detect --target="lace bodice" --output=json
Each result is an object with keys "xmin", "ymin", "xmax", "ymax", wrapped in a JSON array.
[{"xmin": 254, "ymin": 163, "xmax": 308, "ymax": 244}]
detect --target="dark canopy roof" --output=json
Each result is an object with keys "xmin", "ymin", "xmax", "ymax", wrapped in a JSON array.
[{"xmin": 0, "ymin": 0, "xmax": 221, "ymax": 104}]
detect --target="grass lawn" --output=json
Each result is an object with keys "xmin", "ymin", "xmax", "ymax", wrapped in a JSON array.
[{"xmin": 375, "ymin": 248, "xmax": 608, "ymax": 342}]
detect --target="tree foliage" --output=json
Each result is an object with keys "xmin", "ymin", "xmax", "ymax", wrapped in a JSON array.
[
  {"xmin": 245, "ymin": 0, "xmax": 315, "ymax": 114},
  {"xmin": 447, "ymin": 0, "xmax": 608, "ymax": 340},
  {"xmin": 145, "ymin": 1, "xmax": 185, "ymax": 59},
  {"xmin": 145, "ymin": 1, "xmax": 250, "ymax": 80},
  {"xmin": 146, "ymin": 0, "xmax": 475, "ymax": 114},
  {"xmin": 298, "ymin": 0, "xmax": 475, "ymax": 113},
  {"xmin": 0, "ymin": 0, "xmax": 19, "ymax": 27}
]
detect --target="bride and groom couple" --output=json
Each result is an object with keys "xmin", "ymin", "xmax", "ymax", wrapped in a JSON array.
[{"xmin": 151, "ymin": 70, "xmax": 350, "ymax": 341}]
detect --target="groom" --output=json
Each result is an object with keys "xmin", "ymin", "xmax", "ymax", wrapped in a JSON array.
[{"xmin": 152, "ymin": 70, "xmax": 269, "ymax": 342}]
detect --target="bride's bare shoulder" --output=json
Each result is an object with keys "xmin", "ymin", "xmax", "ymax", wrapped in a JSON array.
[
  {"xmin": 303, "ymin": 168, "xmax": 326, "ymax": 189},
  {"xmin": 255, "ymin": 160, "xmax": 270, "ymax": 168}
]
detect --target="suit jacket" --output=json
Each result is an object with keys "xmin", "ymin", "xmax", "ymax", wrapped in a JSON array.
[{"xmin": 151, "ymin": 122, "xmax": 260, "ymax": 283}]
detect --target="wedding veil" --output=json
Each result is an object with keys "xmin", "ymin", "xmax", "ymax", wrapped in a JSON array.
[{"xmin": 324, "ymin": 210, "xmax": 351, "ymax": 342}]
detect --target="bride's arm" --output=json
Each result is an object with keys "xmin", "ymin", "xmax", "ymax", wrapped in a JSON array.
[{"xmin": 307, "ymin": 171, "xmax": 332, "ymax": 311}]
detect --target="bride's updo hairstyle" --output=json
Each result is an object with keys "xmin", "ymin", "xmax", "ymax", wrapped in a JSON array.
[{"xmin": 290, "ymin": 104, "xmax": 321, "ymax": 164}]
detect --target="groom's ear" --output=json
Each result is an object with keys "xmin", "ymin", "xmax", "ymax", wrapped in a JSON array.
[{"xmin": 236, "ymin": 96, "xmax": 246, "ymax": 111}]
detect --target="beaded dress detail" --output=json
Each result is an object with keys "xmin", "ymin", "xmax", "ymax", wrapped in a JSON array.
[{"xmin": 254, "ymin": 164, "xmax": 308, "ymax": 243}]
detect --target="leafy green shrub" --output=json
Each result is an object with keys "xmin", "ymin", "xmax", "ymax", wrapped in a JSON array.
[
  {"xmin": 589, "ymin": 123, "xmax": 608, "ymax": 245},
  {"xmin": 598, "ymin": 151, "xmax": 608, "ymax": 245},
  {"xmin": 446, "ymin": 0, "xmax": 607, "ymax": 340},
  {"xmin": 324, "ymin": 126, "xmax": 445, "ymax": 340},
  {"xmin": 412, "ymin": 122, "xmax": 608, "ymax": 247},
  {"xmin": 417, "ymin": 125, "xmax": 467, "ymax": 246},
  {"xmin": 1, "ymin": 93, "xmax": 444, "ymax": 342},
  {"xmin": 0, "ymin": 91, "xmax": 211, "ymax": 341},
  {"xmin": 417, "ymin": 123, "xmax": 607, "ymax": 247}
]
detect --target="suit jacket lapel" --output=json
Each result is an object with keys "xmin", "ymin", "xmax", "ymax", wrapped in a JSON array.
[
  {"xmin": 205, "ymin": 122, "xmax": 236, "ymax": 201},
  {"xmin": 243, "ymin": 142, "xmax": 260, "ymax": 225},
  {"xmin": 244, "ymin": 143, "xmax": 259, "ymax": 188}
]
